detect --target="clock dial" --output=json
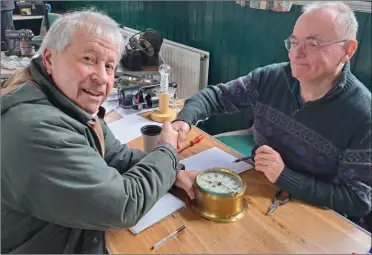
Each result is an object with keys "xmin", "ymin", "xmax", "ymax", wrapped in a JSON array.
[{"xmin": 197, "ymin": 169, "xmax": 243, "ymax": 194}]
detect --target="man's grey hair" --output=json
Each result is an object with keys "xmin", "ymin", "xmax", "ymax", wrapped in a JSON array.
[
  {"xmin": 38, "ymin": 9, "xmax": 125, "ymax": 63},
  {"xmin": 302, "ymin": 1, "xmax": 358, "ymax": 40}
]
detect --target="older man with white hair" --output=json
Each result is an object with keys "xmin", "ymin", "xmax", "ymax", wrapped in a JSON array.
[
  {"xmin": 173, "ymin": 1, "xmax": 371, "ymax": 228},
  {"xmin": 1, "ymin": 10, "xmax": 198, "ymax": 253}
]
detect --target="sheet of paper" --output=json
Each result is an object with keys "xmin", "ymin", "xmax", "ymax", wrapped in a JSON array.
[
  {"xmin": 107, "ymin": 114, "xmax": 161, "ymax": 144},
  {"xmin": 129, "ymin": 193, "xmax": 186, "ymax": 234},
  {"xmin": 102, "ymin": 99, "xmax": 155, "ymax": 116},
  {"xmin": 180, "ymin": 147, "xmax": 253, "ymax": 174},
  {"xmin": 102, "ymin": 100, "xmax": 119, "ymax": 113},
  {"xmin": 115, "ymin": 105, "xmax": 156, "ymax": 117},
  {"xmin": 106, "ymin": 88, "xmax": 119, "ymax": 101},
  {"xmin": 106, "ymin": 94, "xmax": 119, "ymax": 102}
]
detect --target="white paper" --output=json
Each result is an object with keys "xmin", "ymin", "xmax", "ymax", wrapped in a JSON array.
[
  {"xmin": 106, "ymin": 94, "xmax": 119, "ymax": 101},
  {"xmin": 107, "ymin": 114, "xmax": 161, "ymax": 144},
  {"xmin": 102, "ymin": 99, "xmax": 156, "ymax": 116},
  {"xmin": 180, "ymin": 147, "xmax": 253, "ymax": 174},
  {"xmin": 115, "ymin": 106, "xmax": 156, "ymax": 117},
  {"xmin": 129, "ymin": 193, "xmax": 186, "ymax": 234},
  {"xmin": 106, "ymin": 88, "xmax": 119, "ymax": 101},
  {"xmin": 102, "ymin": 100, "xmax": 119, "ymax": 113}
]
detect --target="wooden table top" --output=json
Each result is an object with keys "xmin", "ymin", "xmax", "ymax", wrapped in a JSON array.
[{"xmin": 104, "ymin": 110, "xmax": 371, "ymax": 254}]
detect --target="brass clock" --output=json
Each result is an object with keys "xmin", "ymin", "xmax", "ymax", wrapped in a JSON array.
[{"xmin": 192, "ymin": 168, "xmax": 248, "ymax": 223}]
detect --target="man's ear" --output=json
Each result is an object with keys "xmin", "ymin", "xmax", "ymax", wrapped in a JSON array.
[
  {"xmin": 341, "ymin": 39, "xmax": 358, "ymax": 64},
  {"xmin": 42, "ymin": 49, "xmax": 53, "ymax": 75}
]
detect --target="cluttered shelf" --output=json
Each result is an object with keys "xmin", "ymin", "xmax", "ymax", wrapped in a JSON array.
[{"xmin": 1, "ymin": 22, "xmax": 208, "ymax": 102}]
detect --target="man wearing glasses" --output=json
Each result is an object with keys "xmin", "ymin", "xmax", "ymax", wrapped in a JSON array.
[{"xmin": 172, "ymin": 1, "xmax": 372, "ymax": 231}]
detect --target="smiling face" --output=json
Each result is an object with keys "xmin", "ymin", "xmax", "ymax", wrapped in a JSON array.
[
  {"xmin": 42, "ymin": 27, "xmax": 119, "ymax": 114},
  {"xmin": 288, "ymin": 9, "xmax": 357, "ymax": 84}
]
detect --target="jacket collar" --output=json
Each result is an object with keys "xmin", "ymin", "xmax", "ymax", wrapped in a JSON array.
[{"xmin": 29, "ymin": 56, "xmax": 104, "ymax": 123}]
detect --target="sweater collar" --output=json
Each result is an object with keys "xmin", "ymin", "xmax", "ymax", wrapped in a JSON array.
[
  {"xmin": 286, "ymin": 61, "xmax": 353, "ymax": 101},
  {"xmin": 29, "ymin": 56, "xmax": 106, "ymax": 123}
]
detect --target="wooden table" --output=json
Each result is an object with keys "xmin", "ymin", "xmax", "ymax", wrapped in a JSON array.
[{"xmin": 104, "ymin": 111, "xmax": 371, "ymax": 254}]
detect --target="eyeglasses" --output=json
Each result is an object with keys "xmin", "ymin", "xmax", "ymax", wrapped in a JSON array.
[{"xmin": 284, "ymin": 37, "xmax": 348, "ymax": 54}]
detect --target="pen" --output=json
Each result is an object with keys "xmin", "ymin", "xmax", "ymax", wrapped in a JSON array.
[
  {"xmin": 233, "ymin": 156, "xmax": 254, "ymax": 164},
  {"xmin": 151, "ymin": 225, "xmax": 186, "ymax": 250}
]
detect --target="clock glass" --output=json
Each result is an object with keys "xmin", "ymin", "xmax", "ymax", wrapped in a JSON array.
[{"xmin": 196, "ymin": 169, "xmax": 244, "ymax": 195}]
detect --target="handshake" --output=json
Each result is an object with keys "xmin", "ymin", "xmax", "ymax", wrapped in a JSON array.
[
  {"xmin": 156, "ymin": 120, "xmax": 198, "ymax": 200},
  {"xmin": 158, "ymin": 120, "xmax": 191, "ymax": 150}
]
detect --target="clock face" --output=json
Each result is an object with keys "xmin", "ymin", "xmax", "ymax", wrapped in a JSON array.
[{"xmin": 196, "ymin": 169, "xmax": 244, "ymax": 195}]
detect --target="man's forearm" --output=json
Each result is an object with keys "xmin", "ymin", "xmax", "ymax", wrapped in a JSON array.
[
  {"xmin": 176, "ymin": 87, "xmax": 225, "ymax": 125},
  {"xmin": 107, "ymin": 145, "xmax": 148, "ymax": 174},
  {"xmin": 177, "ymin": 73, "xmax": 258, "ymax": 126},
  {"xmin": 275, "ymin": 166, "xmax": 371, "ymax": 217},
  {"xmin": 103, "ymin": 122, "xmax": 147, "ymax": 173}
]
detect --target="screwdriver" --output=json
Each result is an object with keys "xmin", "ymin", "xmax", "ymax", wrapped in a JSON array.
[{"xmin": 178, "ymin": 134, "xmax": 205, "ymax": 153}]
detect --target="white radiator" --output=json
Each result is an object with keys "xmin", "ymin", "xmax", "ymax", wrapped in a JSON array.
[{"xmin": 121, "ymin": 27, "xmax": 210, "ymax": 98}]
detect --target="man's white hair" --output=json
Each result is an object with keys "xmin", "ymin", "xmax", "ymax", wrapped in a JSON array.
[
  {"xmin": 38, "ymin": 9, "xmax": 125, "ymax": 62},
  {"xmin": 302, "ymin": 1, "xmax": 358, "ymax": 40}
]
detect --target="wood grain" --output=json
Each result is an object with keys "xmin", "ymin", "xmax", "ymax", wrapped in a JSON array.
[{"xmin": 104, "ymin": 111, "xmax": 371, "ymax": 254}]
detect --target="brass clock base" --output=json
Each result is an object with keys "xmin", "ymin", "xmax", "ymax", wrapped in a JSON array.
[{"xmin": 191, "ymin": 199, "xmax": 248, "ymax": 223}]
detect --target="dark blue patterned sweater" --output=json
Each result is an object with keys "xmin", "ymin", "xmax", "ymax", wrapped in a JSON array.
[{"xmin": 177, "ymin": 62, "xmax": 371, "ymax": 218}]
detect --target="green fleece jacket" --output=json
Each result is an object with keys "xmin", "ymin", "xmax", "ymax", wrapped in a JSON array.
[{"xmin": 1, "ymin": 57, "xmax": 179, "ymax": 253}]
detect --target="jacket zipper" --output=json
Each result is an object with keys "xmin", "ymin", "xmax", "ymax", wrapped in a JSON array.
[
  {"xmin": 288, "ymin": 86, "xmax": 306, "ymax": 117},
  {"xmin": 291, "ymin": 89, "xmax": 338, "ymax": 117},
  {"xmin": 282, "ymin": 68, "xmax": 339, "ymax": 117},
  {"xmin": 87, "ymin": 119, "xmax": 105, "ymax": 158},
  {"xmin": 281, "ymin": 67, "xmax": 305, "ymax": 117}
]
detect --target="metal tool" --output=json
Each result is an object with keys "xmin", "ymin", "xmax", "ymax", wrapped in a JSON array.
[
  {"xmin": 118, "ymin": 79, "xmax": 177, "ymax": 110},
  {"xmin": 266, "ymin": 190, "xmax": 291, "ymax": 215},
  {"xmin": 4, "ymin": 29, "xmax": 35, "ymax": 57}
]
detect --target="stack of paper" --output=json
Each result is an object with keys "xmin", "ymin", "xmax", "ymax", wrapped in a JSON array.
[
  {"xmin": 129, "ymin": 193, "xmax": 186, "ymax": 234},
  {"xmin": 127, "ymin": 147, "xmax": 252, "ymax": 235},
  {"xmin": 180, "ymin": 147, "xmax": 253, "ymax": 173}
]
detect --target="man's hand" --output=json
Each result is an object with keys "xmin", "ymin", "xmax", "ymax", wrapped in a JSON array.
[
  {"xmin": 175, "ymin": 170, "xmax": 199, "ymax": 200},
  {"xmin": 158, "ymin": 121, "xmax": 179, "ymax": 149},
  {"xmin": 171, "ymin": 120, "xmax": 191, "ymax": 148},
  {"xmin": 254, "ymin": 145, "xmax": 285, "ymax": 183}
]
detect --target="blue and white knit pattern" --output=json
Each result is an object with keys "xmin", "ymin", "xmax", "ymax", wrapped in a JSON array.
[{"xmin": 216, "ymin": 64, "xmax": 371, "ymax": 188}]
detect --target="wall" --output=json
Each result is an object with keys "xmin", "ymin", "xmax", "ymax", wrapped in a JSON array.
[{"xmin": 55, "ymin": 1, "xmax": 371, "ymax": 134}]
